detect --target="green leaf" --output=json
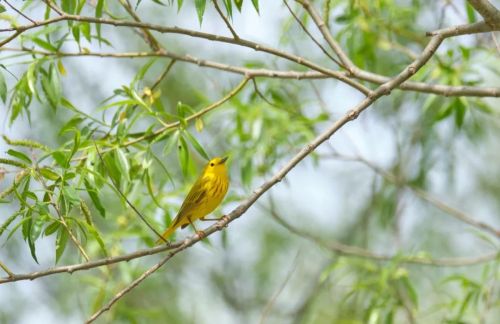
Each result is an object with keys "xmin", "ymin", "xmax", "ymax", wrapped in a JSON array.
[
  {"xmin": 55, "ymin": 227, "xmax": 69, "ymax": 263},
  {"xmin": 72, "ymin": 25, "xmax": 81, "ymax": 43},
  {"xmin": 251, "ymin": 0, "xmax": 259, "ymax": 13},
  {"xmin": 62, "ymin": 186, "xmax": 80, "ymax": 206},
  {"xmin": 44, "ymin": 221, "xmax": 60, "ymax": 236},
  {"xmin": 41, "ymin": 64, "xmax": 62, "ymax": 109},
  {"xmin": 134, "ymin": 59, "xmax": 157, "ymax": 85},
  {"xmin": 235, "ymin": 0, "xmax": 243, "ymax": 11},
  {"xmin": 177, "ymin": 0, "xmax": 184, "ymax": 11},
  {"xmin": 80, "ymin": 22, "xmax": 91, "ymax": 42},
  {"xmin": 116, "ymin": 148, "xmax": 131, "ymax": 182},
  {"xmin": 163, "ymin": 130, "xmax": 180, "ymax": 155},
  {"xmin": 32, "ymin": 37, "xmax": 58, "ymax": 52},
  {"xmin": 0, "ymin": 4, "xmax": 6, "ymax": 13},
  {"xmin": 223, "ymin": 0, "xmax": 233, "ymax": 17},
  {"xmin": 84, "ymin": 179, "xmax": 106, "ymax": 218},
  {"xmin": 454, "ymin": 98, "xmax": 467, "ymax": 128},
  {"xmin": 0, "ymin": 70, "xmax": 6, "ymax": 103},
  {"xmin": 26, "ymin": 62, "xmax": 38, "ymax": 95},
  {"xmin": 145, "ymin": 169, "xmax": 164, "ymax": 209},
  {"xmin": 178, "ymin": 135, "xmax": 189, "ymax": 177},
  {"xmin": 95, "ymin": 0, "xmax": 104, "ymax": 43},
  {"xmin": 184, "ymin": 131, "xmax": 209, "ymax": 160},
  {"xmin": 6, "ymin": 149, "xmax": 32, "ymax": 164},
  {"xmin": 39, "ymin": 167, "xmax": 60, "ymax": 181},
  {"xmin": 85, "ymin": 221, "xmax": 107, "ymax": 256},
  {"xmin": 465, "ymin": 3, "xmax": 476, "ymax": 23},
  {"xmin": 195, "ymin": 0, "xmax": 207, "ymax": 25},
  {"xmin": 52, "ymin": 151, "xmax": 69, "ymax": 167}
]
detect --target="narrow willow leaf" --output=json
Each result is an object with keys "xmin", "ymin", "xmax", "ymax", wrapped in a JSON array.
[
  {"xmin": 55, "ymin": 227, "xmax": 69, "ymax": 263},
  {"xmin": 39, "ymin": 167, "xmax": 60, "ymax": 181},
  {"xmin": 251, "ymin": 0, "xmax": 259, "ymax": 13},
  {"xmin": 223, "ymin": 0, "xmax": 232, "ymax": 17},
  {"xmin": 84, "ymin": 179, "xmax": 106, "ymax": 218},
  {"xmin": 116, "ymin": 148, "xmax": 131, "ymax": 182},
  {"xmin": 80, "ymin": 22, "xmax": 91, "ymax": 42},
  {"xmin": 62, "ymin": 186, "xmax": 80, "ymax": 206},
  {"xmin": 178, "ymin": 135, "xmax": 189, "ymax": 177},
  {"xmin": 26, "ymin": 62, "xmax": 37, "ymax": 95},
  {"xmin": 145, "ymin": 169, "xmax": 164, "ymax": 209},
  {"xmin": 195, "ymin": 0, "xmax": 207, "ymax": 25},
  {"xmin": 6, "ymin": 149, "xmax": 32, "ymax": 164},
  {"xmin": 44, "ymin": 221, "xmax": 60, "ymax": 236},
  {"xmin": 184, "ymin": 131, "xmax": 210, "ymax": 160},
  {"xmin": 235, "ymin": 0, "xmax": 243, "ymax": 11},
  {"xmin": 0, "ymin": 70, "xmax": 6, "ymax": 103},
  {"xmin": 95, "ymin": 0, "xmax": 104, "ymax": 43}
]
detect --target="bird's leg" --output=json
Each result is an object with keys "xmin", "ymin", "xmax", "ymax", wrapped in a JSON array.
[{"xmin": 189, "ymin": 218, "xmax": 205, "ymax": 239}]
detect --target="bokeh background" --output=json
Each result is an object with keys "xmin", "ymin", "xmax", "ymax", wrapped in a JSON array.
[{"xmin": 0, "ymin": 0, "xmax": 499, "ymax": 323}]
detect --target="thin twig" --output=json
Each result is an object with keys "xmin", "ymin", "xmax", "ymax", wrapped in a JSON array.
[
  {"xmin": 212, "ymin": 0, "xmax": 239, "ymax": 39},
  {"xmin": 0, "ymin": 243, "xmax": 181, "ymax": 284},
  {"xmin": 295, "ymin": 0, "xmax": 356, "ymax": 73},
  {"xmin": 0, "ymin": 261, "xmax": 14, "ymax": 277},
  {"xmin": 42, "ymin": 0, "xmax": 64, "ymax": 16},
  {"xmin": 74, "ymin": 76, "xmax": 250, "ymax": 162},
  {"xmin": 328, "ymin": 152, "xmax": 500, "ymax": 239},
  {"xmin": 283, "ymin": 0, "xmax": 345, "ymax": 69},
  {"xmin": 259, "ymin": 253, "xmax": 299, "ymax": 324},
  {"xmin": 93, "ymin": 142, "xmax": 168, "ymax": 243},
  {"xmin": 266, "ymin": 202, "xmax": 498, "ymax": 267},
  {"xmin": 4, "ymin": 0, "xmax": 36, "ymax": 23},
  {"xmin": 119, "ymin": 0, "xmax": 162, "ymax": 51},
  {"xmin": 84, "ymin": 27, "xmax": 475, "ymax": 321},
  {"xmin": 35, "ymin": 167, "xmax": 90, "ymax": 262},
  {"xmin": 2, "ymin": 47, "xmax": 498, "ymax": 97}
]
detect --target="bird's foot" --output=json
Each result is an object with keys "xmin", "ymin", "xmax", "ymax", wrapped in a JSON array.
[{"xmin": 195, "ymin": 230, "xmax": 206, "ymax": 239}]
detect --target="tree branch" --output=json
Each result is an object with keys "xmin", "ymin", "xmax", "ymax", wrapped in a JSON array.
[
  {"xmin": 212, "ymin": 0, "xmax": 239, "ymax": 39},
  {"xmin": 467, "ymin": 0, "xmax": 500, "ymax": 28},
  {"xmin": 266, "ymin": 201, "xmax": 498, "ymax": 267},
  {"xmin": 328, "ymin": 152, "xmax": 500, "ymax": 239},
  {"xmin": 85, "ymin": 25, "xmax": 453, "ymax": 322}
]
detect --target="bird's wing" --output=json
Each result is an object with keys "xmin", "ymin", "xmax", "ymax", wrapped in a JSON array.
[{"xmin": 171, "ymin": 176, "xmax": 209, "ymax": 227}]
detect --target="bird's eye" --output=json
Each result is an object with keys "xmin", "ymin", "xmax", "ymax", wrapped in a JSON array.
[{"xmin": 210, "ymin": 163, "xmax": 214, "ymax": 167}]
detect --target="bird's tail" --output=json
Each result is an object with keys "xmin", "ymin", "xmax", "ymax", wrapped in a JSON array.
[{"xmin": 155, "ymin": 225, "xmax": 177, "ymax": 245}]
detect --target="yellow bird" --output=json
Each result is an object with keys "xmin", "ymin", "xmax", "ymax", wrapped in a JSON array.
[{"xmin": 156, "ymin": 156, "xmax": 229, "ymax": 244}]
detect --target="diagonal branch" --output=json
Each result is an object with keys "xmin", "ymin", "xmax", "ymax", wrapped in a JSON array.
[
  {"xmin": 212, "ymin": 0, "xmax": 239, "ymax": 39},
  {"xmin": 3, "ymin": 0, "xmax": 36, "ymax": 23},
  {"xmin": 118, "ymin": 0, "xmax": 162, "ymax": 51},
  {"xmin": 467, "ymin": 0, "xmax": 500, "ymax": 28},
  {"xmin": 85, "ymin": 24, "xmax": 454, "ymax": 322},
  {"xmin": 295, "ymin": 0, "xmax": 356, "ymax": 73},
  {"xmin": 283, "ymin": 0, "xmax": 344, "ymax": 69},
  {"xmin": 329, "ymin": 152, "xmax": 500, "ymax": 239},
  {"xmin": 266, "ymin": 201, "xmax": 498, "ymax": 267}
]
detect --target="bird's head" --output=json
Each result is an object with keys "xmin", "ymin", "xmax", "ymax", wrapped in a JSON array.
[{"xmin": 203, "ymin": 156, "xmax": 229, "ymax": 176}]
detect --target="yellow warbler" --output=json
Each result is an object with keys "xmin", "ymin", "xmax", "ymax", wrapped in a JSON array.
[{"xmin": 156, "ymin": 156, "xmax": 229, "ymax": 244}]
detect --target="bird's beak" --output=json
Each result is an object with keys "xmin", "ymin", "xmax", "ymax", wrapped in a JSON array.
[{"xmin": 219, "ymin": 156, "xmax": 228, "ymax": 164}]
